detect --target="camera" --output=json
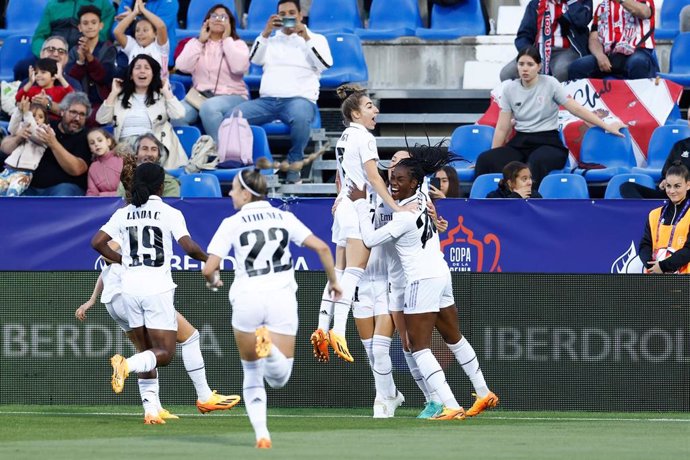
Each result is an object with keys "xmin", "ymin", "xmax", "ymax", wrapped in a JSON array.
[
  {"xmin": 282, "ymin": 16, "xmax": 297, "ymax": 28},
  {"xmin": 430, "ymin": 177, "xmax": 441, "ymax": 190}
]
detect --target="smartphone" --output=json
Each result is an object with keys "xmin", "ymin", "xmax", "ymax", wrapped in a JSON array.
[
  {"xmin": 282, "ymin": 16, "xmax": 297, "ymax": 28},
  {"xmin": 430, "ymin": 177, "xmax": 441, "ymax": 190}
]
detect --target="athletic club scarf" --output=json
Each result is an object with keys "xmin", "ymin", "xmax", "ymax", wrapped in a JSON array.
[
  {"xmin": 597, "ymin": 0, "xmax": 651, "ymax": 56},
  {"xmin": 536, "ymin": 0, "xmax": 569, "ymax": 74}
]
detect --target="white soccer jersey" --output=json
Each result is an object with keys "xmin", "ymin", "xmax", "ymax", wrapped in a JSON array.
[
  {"xmin": 356, "ymin": 193, "xmax": 448, "ymax": 283},
  {"xmin": 100, "ymin": 196, "xmax": 190, "ymax": 296},
  {"xmin": 100, "ymin": 236, "xmax": 123, "ymax": 304},
  {"xmin": 207, "ymin": 201, "xmax": 313, "ymax": 298},
  {"xmin": 335, "ymin": 122, "xmax": 379, "ymax": 196}
]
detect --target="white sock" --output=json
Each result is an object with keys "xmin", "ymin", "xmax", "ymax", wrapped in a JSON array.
[
  {"xmin": 413, "ymin": 349, "xmax": 460, "ymax": 409},
  {"xmin": 242, "ymin": 359, "xmax": 270, "ymax": 441},
  {"xmin": 317, "ymin": 269, "xmax": 342, "ymax": 331},
  {"xmin": 332, "ymin": 267, "xmax": 364, "ymax": 335},
  {"xmin": 361, "ymin": 338, "xmax": 374, "ymax": 368},
  {"xmin": 181, "ymin": 330, "xmax": 212, "ymax": 402},
  {"xmin": 126, "ymin": 350, "xmax": 157, "ymax": 373},
  {"xmin": 447, "ymin": 337, "xmax": 490, "ymax": 397},
  {"xmin": 138, "ymin": 378, "xmax": 159, "ymax": 415},
  {"xmin": 403, "ymin": 350, "xmax": 432, "ymax": 402},
  {"xmin": 372, "ymin": 335, "xmax": 396, "ymax": 399},
  {"xmin": 264, "ymin": 345, "xmax": 293, "ymax": 389}
]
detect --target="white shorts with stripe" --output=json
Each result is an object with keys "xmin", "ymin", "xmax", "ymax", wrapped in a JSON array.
[
  {"xmin": 230, "ymin": 285, "xmax": 299, "ymax": 336},
  {"xmin": 404, "ymin": 273, "xmax": 454, "ymax": 315},
  {"xmin": 105, "ymin": 294, "xmax": 131, "ymax": 332},
  {"xmin": 122, "ymin": 289, "xmax": 178, "ymax": 331},
  {"xmin": 352, "ymin": 277, "xmax": 389, "ymax": 319}
]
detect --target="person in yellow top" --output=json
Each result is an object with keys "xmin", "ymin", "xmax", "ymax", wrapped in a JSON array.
[{"xmin": 639, "ymin": 162, "xmax": 690, "ymax": 274}]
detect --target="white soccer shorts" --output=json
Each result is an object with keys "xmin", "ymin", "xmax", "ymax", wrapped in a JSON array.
[
  {"xmin": 122, "ymin": 289, "xmax": 177, "ymax": 331},
  {"xmin": 403, "ymin": 275, "xmax": 454, "ymax": 315},
  {"xmin": 105, "ymin": 294, "xmax": 131, "ymax": 332},
  {"xmin": 230, "ymin": 286, "xmax": 299, "ymax": 336},
  {"xmin": 352, "ymin": 277, "xmax": 389, "ymax": 319}
]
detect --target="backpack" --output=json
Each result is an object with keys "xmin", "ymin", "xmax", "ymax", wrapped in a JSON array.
[
  {"xmin": 217, "ymin": 110, "xmax": 253, "ymax": 166},
  {"xmin": 185, "ymin": 135, "xmax": 219, "ymax": 173}
]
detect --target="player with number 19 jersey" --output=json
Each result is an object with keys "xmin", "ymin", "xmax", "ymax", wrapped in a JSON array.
[
  {"xmin": 100, "ymin": 196, "xmax": 190, "ymax": 296},
  {"xmin": 207, "ymin": 201, "xmax": 313, "ymax": 298}
]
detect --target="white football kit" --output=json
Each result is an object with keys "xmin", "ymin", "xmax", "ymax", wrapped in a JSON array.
[
  {"xmin": 100, "ymin": 196, "xmax": 189, "ymax": 330},
  {"xmin": 355, "ymin": 193, "xmax": 454, "ymax": 314},
  {"xmin": 207, "ymin": 201, "xmax": 313, "ymax": 335},
  {"xmin": 332, "ymin": 122, "xmax": 379, "ymax": 246}
]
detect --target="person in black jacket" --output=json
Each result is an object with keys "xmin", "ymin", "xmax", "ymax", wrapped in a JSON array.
[
  {"xmin": 487, "ymin": 161, "xmax": 543, "ymax": 198},
  {"xmin": 500, "ymin": 0, "xmax": 592, "ymax": 82},
  {"xmin": 638, "ymin": 162, "xmax": 690, "ymax": 274}
]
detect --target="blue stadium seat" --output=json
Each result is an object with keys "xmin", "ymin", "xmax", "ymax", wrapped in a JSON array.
[
  {"xmin": 355, "ymin": 0, "xmax": 421, "ymax": 40},
  {"xmin": 0, "ymin": 0, "xmax": 49, "ymax": 39},
  {"xmin": 308, "ymin": 0, "xmax": 362, "ymax": 34},
  {"xmin": 238, "ymin": 0, "xmax": 276, "ymax": 42},
  {"xmin": 469, "ymin": 173, "xmax": 502, "ymax": 198},
  {"xmin": 244, "ymin": 63, "xmax": 263, "ymax": 90},
  {"xmin": 448, "ymin": 125, "xmax": 494, "ymax": 182},
  {"xmin": 171, "ymin": 80, "xmax": 187, "ymax": 101},
  {"xmin": 320, "ymin": 33, "xmax": 368, "ymax": 88},
  {"xmin": 0, "ymin": 35, "xmax": 33, "ymax": 82},
  {"xmin": 206, "ymin": 125, "xmax": 274, "ymax": 182},
  {"xmin": 170, "ymin": 73, "xmax": 194, "ymax": 91},
  {"xmin": 177, "ymin": 0, "xmax": 238, "ymax": 40},
  {"xmin": 658, "ymin": 33, "xmax": 690, "ymax": 87},
  {"xmin": 655, "ymin": 0, "xmax": 685, "ymax": 40},
  {"xmin": 604, "ymin": 173, "xmax": 656, "ymax": 199},
  {"xmin": 538, "ymin": 173, "xmax": 589, "ymax": 199},
  {"xmin": 167, "ymin": 126, "xmax": 202, "ymax": 178},
  {"xmin": 631, "ymin": 125, "xmax": 690, "ymax": 181},
  {"xmin": 179, "ymin": 173, "xmax": 222, "ymax": 197},
  {"xmin": 574, "ymin": 127, "xmax": 636, "ymax": 182},
  {"xmin": 262, "ymin": 108, "xmax": 321, "ymax": 135},
  {"xmin": 415, "ymin": 0, "xmax": 486, "ymax": 40}
]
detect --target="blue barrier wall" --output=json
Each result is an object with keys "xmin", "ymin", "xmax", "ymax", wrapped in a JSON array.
[{"xmin": 0, "ymin": 198, "xmax": 662, "ymax": 273}]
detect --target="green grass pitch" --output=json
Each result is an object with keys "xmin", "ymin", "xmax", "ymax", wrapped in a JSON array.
[{"xmin": 1, "ymin": 405, "xmax": 688, "ymax": 459}]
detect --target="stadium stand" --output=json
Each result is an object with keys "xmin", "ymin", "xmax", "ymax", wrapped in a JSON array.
[
  {"xmin": 415, "ymin": 0, "xmax": 486, "ymax": 40},
  {"xmin": 0, "ymin": 0, "xmax": 48, "ymax": 40},
  {"xmin": 469, "ymin": 173, "xmax": 502, "ymax": 198},
  {"xmin": 237, "ymin": 0, "xmax": 276, "ymax": 41},
  {"xmin": 574, "ymin": 128, "xmax": 636, "ymax": 183},
  {"xmin": 320, "ymin": 33, "xmax": 368, "ymax": 89},
  {"xmin": 177, "ymin": 0, "xmax": 239, "ymax": 40},
  {"xmin": 655, "ymin": 0, "xmax": 685, "ymax": 40},
  {"xmin": 0, "ymin": 35, "xmax": 32, "ymax": 82},
  {"xmin": 449, "ymin": 124, "xmax": 494, "ymax": 182},
  {"xmin": 658, "ymin": 32, "xmax": 690, "ymax": 87},
  {"xmin": 167, "ymin": 126, "xmax": 202, "ymax": 178}
]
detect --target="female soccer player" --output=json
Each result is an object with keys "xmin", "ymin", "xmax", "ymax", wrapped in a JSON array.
[
  {"xmin": 92, "ymin": 163, "xmax": 236, "ymax": 419},
  {"xmin": 638, "ymin": 162, "xmax": 690, "ymax": 274},
  {"xmin": 311, "ymin": 84, "xmax": 406, "ymax": 363},
  {"xmin": 202, "ymin": 168, "xmax": 342, "ymax": 448},
  {"xmin": 76, "ymin": 239, "xmax": 240, "ymax": 423}
]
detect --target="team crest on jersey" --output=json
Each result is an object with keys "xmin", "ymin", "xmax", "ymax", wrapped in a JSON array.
[{"xmin": 439, "ymin": 216, "xmax": 502, "ymax": 272}]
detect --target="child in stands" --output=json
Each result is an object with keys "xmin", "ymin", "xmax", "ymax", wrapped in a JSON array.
[
  {"xmin": 86, "ymin": 128, "xmax": 124, "ymax": 196},
  {"xmin": 15, "ymin": 58, "xmax": 73, "ymax": 109},
  {"xmin": 114, "ymin": 0, "xmax": 170, "ymax": 78}
]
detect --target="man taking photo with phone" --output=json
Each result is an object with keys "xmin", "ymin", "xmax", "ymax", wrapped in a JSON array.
[{"xmin": 229, "ymin": 0, "xmax": 333, "ymax": 184}]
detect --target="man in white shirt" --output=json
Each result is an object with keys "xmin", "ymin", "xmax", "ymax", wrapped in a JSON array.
[{"xmin": 230, "ymin": 0, "xmax": 333, "ymax": 183}]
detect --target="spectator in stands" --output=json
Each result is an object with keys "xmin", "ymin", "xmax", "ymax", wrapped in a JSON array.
[
  {"xmin": 117, "ymin": 0, "xmax": 179, "ymax": 57},
  {"xmin": 0, "ymin": 98, "xmax": 48, "ymax": 196},
  {"xmin": 32, "ymin": 0, "xmax": 115, "ymax": 57},
  {"xmin": 475, "ymin": 47, "xmax": 626, "ymax": 186},
  {"xmin": 230, "ymin": 0, "xmax": 333, "ymax": 184},
  {"xmin": 86, "ymin": 127, "xmax": 123, "ymax": 196},
  {"xmin": 638, "ymin": 162, "xmax": 690, "ymax": 274},
  {"xmin": 487, "ymin": 161, "xmax": 543, "ymax": 198},
  {"xmin": 66, "ymin": 6, "xmax": 119, "ymax": 122},
  {"xmin": 429, "ymin": 165, "xmax": 461, "ymax": 199},
  {"xmin": 96, "ymin": 54, "xmax": 188, "ymax": 170},
  {"xmin": 568, "ymin": 0, "xmax": 657, "ymax": 80},
  {"xmin": 175, "ymin": 3, "xmax": 249, "ymax": 142},
  {"xmin": 16, "ymin": 59, "xmax": 73, "ymax": 110},
  {"xmin": 116, "ymin": 133, "xmax": 180, "ymax": 197},
  {"xmin": 114, "ymin": 0, "xmax": 170, "ymax": 79},
  {"xmin": 14, "ymin": 37, "xmax": 83, "ymax": 95},
  {"xmin": 0, "ymin": 92, "xmax": 92, "ymax": 196},
  {"xmin": 500, "ymin": 0, "xmax": 592, "ymax": 82},
  {"xmin": 621, "ymin": 114, "xmax": 690, "ymax": 199}
]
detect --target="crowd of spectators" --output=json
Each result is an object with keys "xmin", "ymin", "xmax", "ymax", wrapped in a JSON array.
[{"xmin": 0, "ymin": 0, "xmax": 685, "ymax": 197}]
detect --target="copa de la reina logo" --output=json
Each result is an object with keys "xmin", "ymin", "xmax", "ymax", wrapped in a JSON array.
[{"xmin": 440, "ymin": 216, "xmax": 502, "ymax": 272}]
